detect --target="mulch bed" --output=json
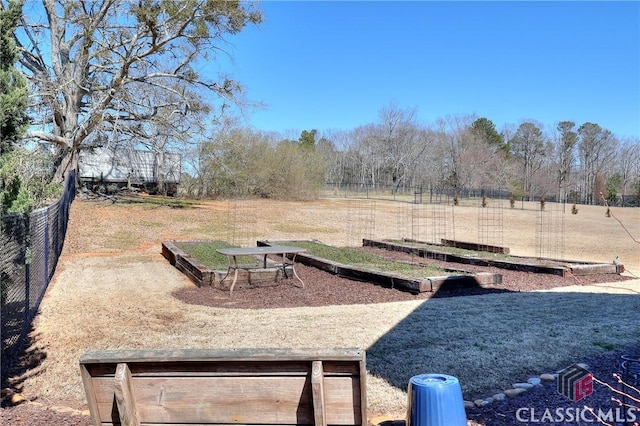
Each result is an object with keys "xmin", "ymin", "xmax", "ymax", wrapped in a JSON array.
[
  {"xmin": 172, "ymin": 247, "xmax": 633, "ymax": 309},
  {"xmin": 1, "ymin": 247, "xmax": 635, "ymax": 425}
]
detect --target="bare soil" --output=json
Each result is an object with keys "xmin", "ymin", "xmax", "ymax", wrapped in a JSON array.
[{"xmin": 2, "ymin": 196, "xmax": 639, "ymax": 426}]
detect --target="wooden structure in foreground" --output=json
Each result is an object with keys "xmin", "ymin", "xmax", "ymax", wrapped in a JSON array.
[{"xmin": 80, "ymin": 348, "xmax": 367, "ymax": 426}]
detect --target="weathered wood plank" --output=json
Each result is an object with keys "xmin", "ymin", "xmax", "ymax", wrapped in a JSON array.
[
  {"xmin": 88, "ymin": 375, "xmax": 361, "ymax": 424},
  {"xmin": 79, "ymin": 363, "xmax": 102, "ymax": 426},
  {"xmin": 441, "ymin": 239, "xmax": 510, "ymax": 254},
  {"xmin": 312, "ymin": 361, "xmax": 327, "ymax": 426},
  {"xmin": 357, "ymin": 352, "xmax": 368, "ymax": 425},
  {"xmin": 83, "ymin": 360, "xmax": 360, "ymax": 381},
  {"xmin": 80, "ymin": 348, "xmax": 364, "ymax": 365},
  {"xmin": 134, "ymin": 376, "xmax": 310, "ymax": 424},
  {"xmin": 114, "ymin": 363, "xmax": 141, "ymax": 426}
]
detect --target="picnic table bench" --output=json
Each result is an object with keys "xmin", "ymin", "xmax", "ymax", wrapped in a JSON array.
[
  {"xmin": 217, "ymin": 245, "xmax": 307, "ymax": 295},
  {"xmin": 79, "ymin": 348, "xmax": 367, "ymax": 426}
]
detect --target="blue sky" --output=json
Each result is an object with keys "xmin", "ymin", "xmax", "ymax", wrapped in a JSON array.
[{"xmin": 213, "ymin": 1, "xmax": 640, "ymax": 139}]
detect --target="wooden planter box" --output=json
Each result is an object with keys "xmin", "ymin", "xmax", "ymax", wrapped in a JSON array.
[
  {"xmin": 257, "ymin": 240, "xmax": 503, "ymax": 294},
  {"xmin": 162, "ymin": 241, "xmax": 294, "ymax": 288},
  {"xmin": 80, "ymin": 348, "xmax": 367, "ymax": 426}
]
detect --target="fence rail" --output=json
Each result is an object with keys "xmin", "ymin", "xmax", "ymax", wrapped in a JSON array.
[
  {"xmin": 324, "ymin": 183, "xmax": 528, "ymax": 203},
  {"xmin": 1, "ymin": 171, "xmax": 75, "ymax": 384},
  {"xmin": 322, "ymin": 183, "xmax": 639, "ymax": 207}
]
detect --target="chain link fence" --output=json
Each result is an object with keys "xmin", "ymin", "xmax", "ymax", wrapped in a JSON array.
[
  {"xmin": 323, "ymin": 183, "xmax": 639, "ymax": 207},
  {"xmin": 323, "ymin": 183, "xmax": 516, "ymax": 203},
  {"xmin": 1, "ymin": 171, "xmax": 75, "ymax": 384}
]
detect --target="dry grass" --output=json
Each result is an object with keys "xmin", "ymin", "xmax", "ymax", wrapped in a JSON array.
[{"xmin": 14, "ymin": 197, "xmax": 640, "ymax": 419}]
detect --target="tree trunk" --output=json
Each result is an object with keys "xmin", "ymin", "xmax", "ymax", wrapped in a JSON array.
[
  {"xmin": 156, "ymin": 150, "xmax": 165, "ymax": 195},
  {"xmin": 53, "ymin": 147, "xmax": 79, "ymax": 184}
]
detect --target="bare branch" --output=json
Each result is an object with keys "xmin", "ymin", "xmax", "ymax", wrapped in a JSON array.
[{"xmin": 24, "ymin": 130, "xmax": 68, "ymax": 147}]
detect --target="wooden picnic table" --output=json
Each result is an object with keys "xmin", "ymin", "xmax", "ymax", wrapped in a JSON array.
[{"xmin": 216, "ymin": 245, "xmax": 307, "ymax": 295}]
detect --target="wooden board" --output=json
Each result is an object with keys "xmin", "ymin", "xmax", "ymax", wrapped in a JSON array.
[{"xmin": 80, "ymin": 348, "xmax": 367, "ymax": 426}]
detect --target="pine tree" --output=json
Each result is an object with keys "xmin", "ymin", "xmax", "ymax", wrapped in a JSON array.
[
  {"xmin": 0, "ymin": 0, "xmax": 28, "ymax": 151},
  {"xmin": 1, "ymin": 0, "xmax": 31, "ymax": 213}
]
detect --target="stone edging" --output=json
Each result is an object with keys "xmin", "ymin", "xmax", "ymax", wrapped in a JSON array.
[{"xmin": 463, "ymin": 363, "xmax": 588, "ymax": 408}]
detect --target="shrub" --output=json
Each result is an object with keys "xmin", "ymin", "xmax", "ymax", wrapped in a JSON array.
[{"xmin": 1, "ymin": 148, "xmax": 62, "ymax": 214}]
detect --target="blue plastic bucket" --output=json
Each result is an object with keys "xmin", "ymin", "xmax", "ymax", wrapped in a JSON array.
[{"xmin": 406, "ymin": 374, "xmax": 467, "ymax": 426}]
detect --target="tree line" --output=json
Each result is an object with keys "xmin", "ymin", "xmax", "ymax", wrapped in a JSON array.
[
  {"xmin": 316, "ymin": 105, "xmax": 639, "ymax": 205},
  {"xmin": 1, "ymin": 1, "xmax": 638, "ymax": 210},
  {"xmin": 178, "ymin": 103, "xmax": 639, "ymax": 206}
]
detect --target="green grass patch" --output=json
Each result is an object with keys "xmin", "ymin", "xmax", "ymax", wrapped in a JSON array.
[
  {"xmin": 178, "ymin": 239, "xmax": 451, "ymax": 278},
  {"xmin": 175, "ymin": 240, "xmax": 257, "ymax": 270},
  {"xmin": 286, "ymin": 241, "xmax": 449, "ymax": 278}
]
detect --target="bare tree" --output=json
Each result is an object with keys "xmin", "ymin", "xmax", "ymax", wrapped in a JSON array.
[
  {"xmin": 375, "ymin": 103, "xmax": 431, "ymax": 193},
  {"xmin": 434, "ymin": 114, "xmax": 482, "ymax": 194},
  {"xmin": 346, "ymin": 124, "xmax": 383, "ymax": 188},
  {"xmin": 614, "ymin": 137, "xmax": 640, "ymax": 204},
  {"xmin": 14, "ymin": 0, "xmax": 261, "ymax": 181},
  {"xmin": 316, "ymin": 129, "xmax": 350, "ymax": 186}
]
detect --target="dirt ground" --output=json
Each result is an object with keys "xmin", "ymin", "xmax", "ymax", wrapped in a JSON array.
[{"xmin": 1, "ymin": 196, "xmax": 639, "ymax": 425}]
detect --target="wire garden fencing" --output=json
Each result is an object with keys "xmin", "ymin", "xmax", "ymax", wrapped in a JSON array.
[{"xmin": 1, "ymin": 171, "xmax": 76, "ymax": 385}]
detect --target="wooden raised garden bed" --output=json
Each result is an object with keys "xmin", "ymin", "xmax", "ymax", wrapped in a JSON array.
[
  {"xmin": 80, "ymin": 347, "xmax": 367, "ymax": 426},
  {"xmin": 162, "ymin": 240, "xmax": 294, "ymax": 289},
  {"xmin": 257, "ymin": 240, "xmax": 503, "ymax": 294},
  {"xmin": 363, "ymin": 238, "xmax": 625, "ymax": 277}
]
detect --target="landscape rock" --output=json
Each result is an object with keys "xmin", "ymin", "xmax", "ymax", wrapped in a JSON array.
[
  {"xmin": 513, "ymin": 382, "xmax": 534, "ymax": 390},
  {"xmin": 527, "ymin": 377, "xmax": 542, "ymax": 386},
  {"xmin": 540, "ymin": 373, "xmax": 556, "ymax": 381},
  {"xmin": 474, "ymin": 399, "xmax": 489, "ymax": 407},
  {"xmin": 492, "ymin": 393, "xmax": 506, "ymax": 401},
  {"xmin": 504, "ymin": 388, "xmax": 527, "ymax": 398}
]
